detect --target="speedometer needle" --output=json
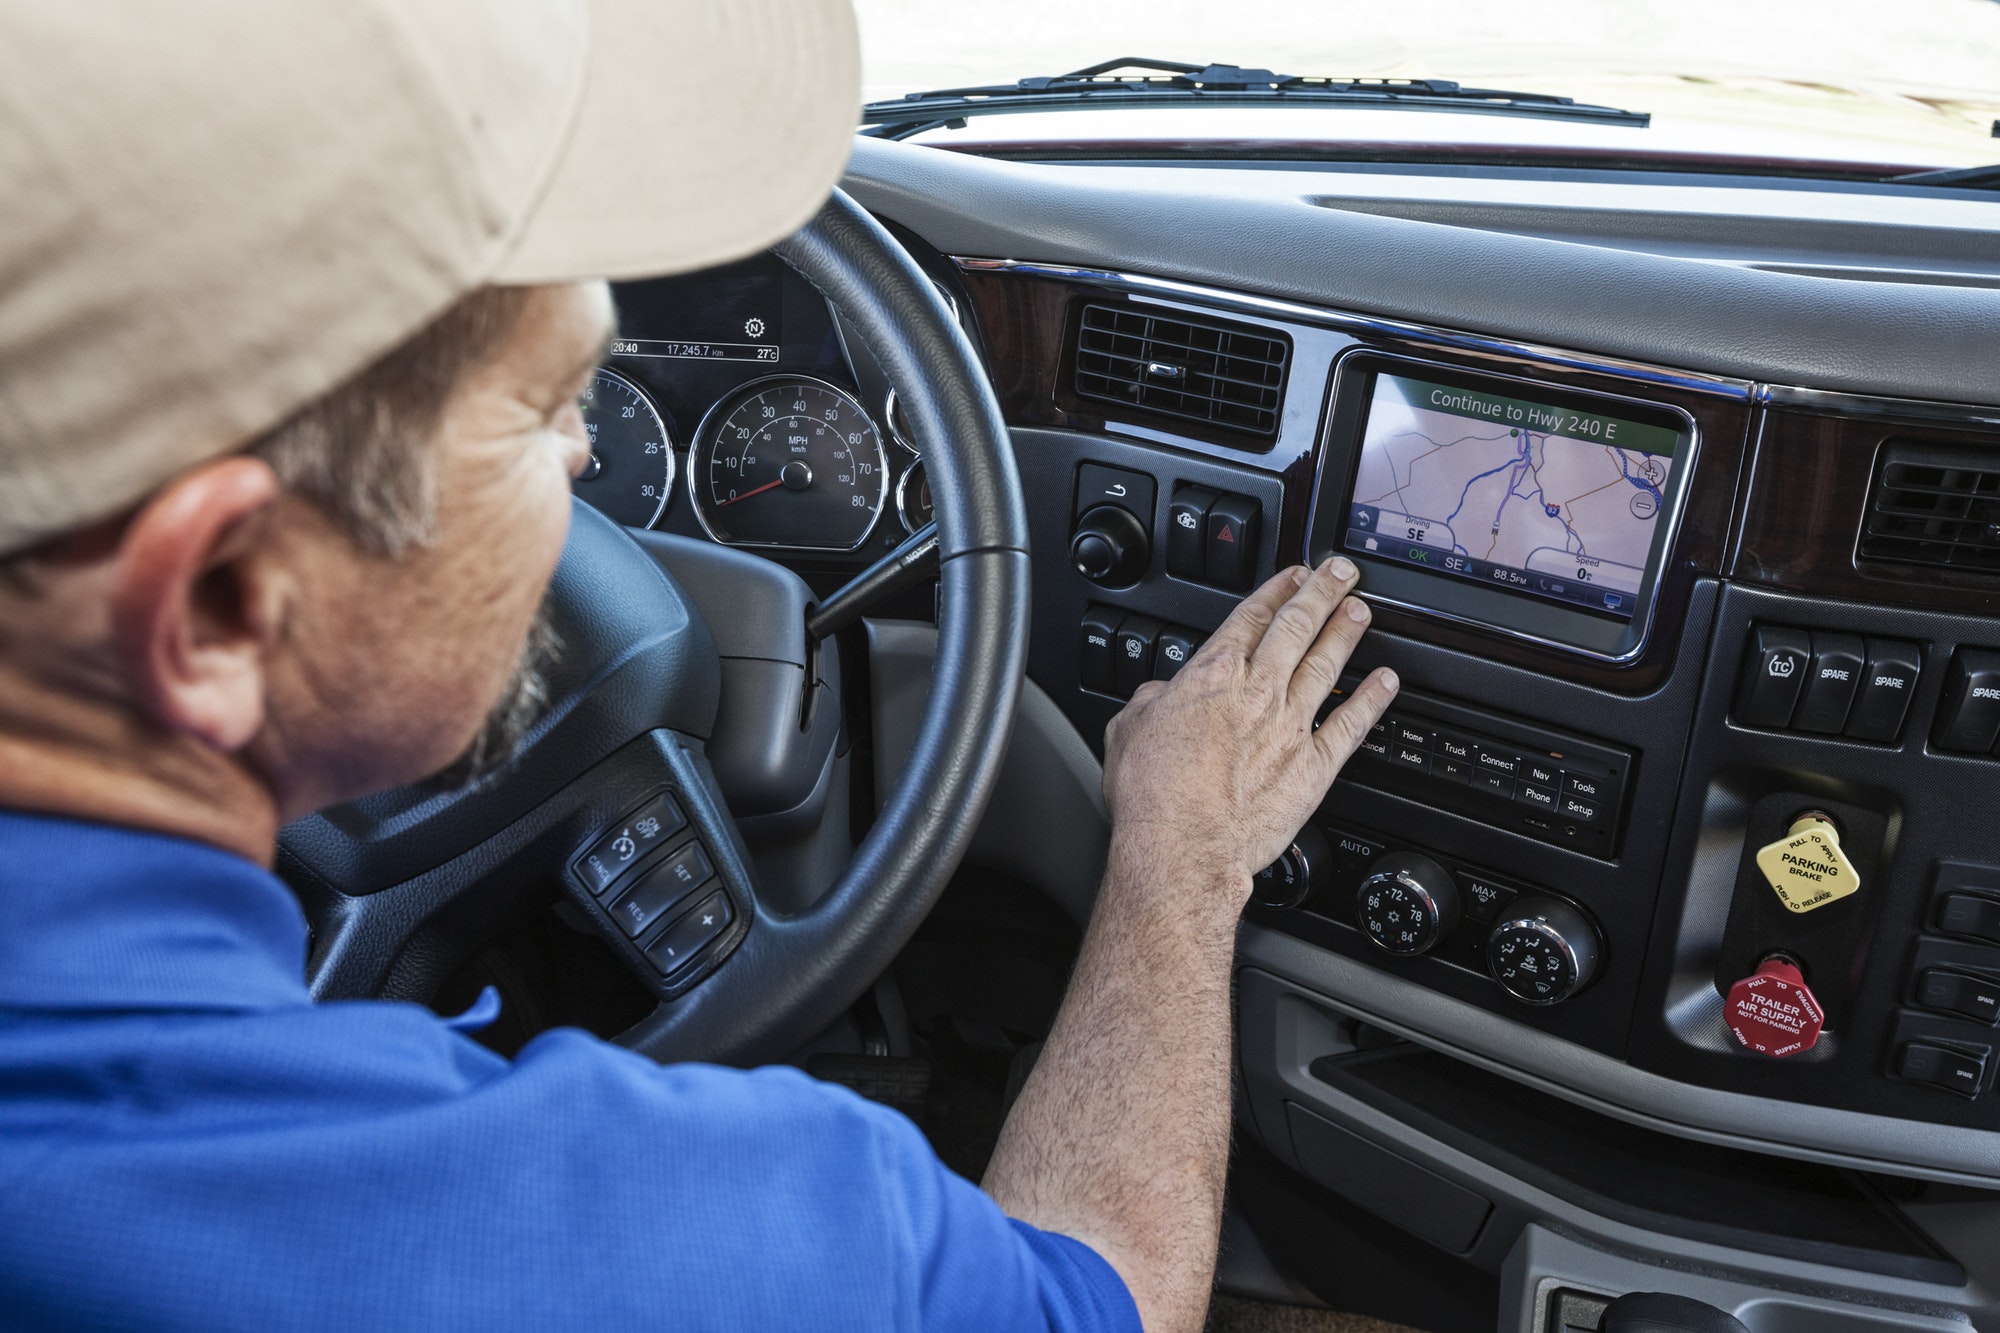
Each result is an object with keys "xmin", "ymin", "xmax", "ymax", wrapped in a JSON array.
[{"xmin": 716, "ymin": 478, "xmax": 784, "ymax": 508}]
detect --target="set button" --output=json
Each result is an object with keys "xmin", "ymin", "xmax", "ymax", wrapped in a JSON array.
[{"xmin": 608, "ymin": 840, "xmax": 716, "ymax": 939}]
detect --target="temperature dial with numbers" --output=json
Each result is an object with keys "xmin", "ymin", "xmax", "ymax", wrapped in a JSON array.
[
  {"xmin": 1354, "ymin": 853, "xmax": 1461, "ymax": 956},
  {"xmin": 1486, "ymin": 896, "xmax": 1603, "ymax": 1005}
]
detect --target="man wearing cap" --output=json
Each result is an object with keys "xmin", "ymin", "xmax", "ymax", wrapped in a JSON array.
[{"xmin": 0, "ymin": 2, "xmax": 1396, "ymax": 1330}]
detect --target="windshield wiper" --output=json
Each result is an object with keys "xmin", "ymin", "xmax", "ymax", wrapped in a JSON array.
[
  {"xmin": 1885, "ymin": 162, "xmax": 2000, "ymax": 191},
  {"xmin": 860, "ymin": 56, "xmax": 1650, "ymax": 140}
]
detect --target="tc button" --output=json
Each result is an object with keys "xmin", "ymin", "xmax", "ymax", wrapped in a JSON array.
[{"xmin": 1734, "ymin": 625, "xmax": 1812, "ymax": 729}]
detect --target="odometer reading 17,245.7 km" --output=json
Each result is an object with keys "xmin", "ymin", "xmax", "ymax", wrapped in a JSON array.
[{"xmin": 690, "ymin": 376, "xmax": 888, "ymax": 550}]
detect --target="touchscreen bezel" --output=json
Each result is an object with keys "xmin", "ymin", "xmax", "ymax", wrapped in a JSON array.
[{"xmin": 1304, "ymin": 350, "xmax": 1700, "ymax": 664}]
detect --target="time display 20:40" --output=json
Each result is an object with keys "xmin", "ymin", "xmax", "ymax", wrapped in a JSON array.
[{"xmin": 690, "ymin": 376, "xmax": 888, "ymax": 550}]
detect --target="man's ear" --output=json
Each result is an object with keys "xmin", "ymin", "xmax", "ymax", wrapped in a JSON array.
[{"xmin": 110, "ymin": 456, "xmax": 286, "ymax": 752}]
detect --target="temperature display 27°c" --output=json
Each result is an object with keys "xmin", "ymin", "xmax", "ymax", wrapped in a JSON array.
[{"xmin": 691, "ymin": 376, "xmax": 888, "ymax": 550}]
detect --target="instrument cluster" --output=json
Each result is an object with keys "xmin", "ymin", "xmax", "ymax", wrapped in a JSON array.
[{"xmin": 574, "ymin": 252, "xmax": 931, "ymax": 555}]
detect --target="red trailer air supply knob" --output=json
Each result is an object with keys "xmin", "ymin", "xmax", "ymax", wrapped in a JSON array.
[{"xmin": 1724, "ymin": 957, "xmax": 1825, "ymax": 1058}]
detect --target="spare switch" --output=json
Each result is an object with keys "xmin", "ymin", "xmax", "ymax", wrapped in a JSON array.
[
  {"xmin": 1793, "ymin": 631, "xmax": 1864, "ymax": 734},
  {"xmin": 1935, "ymin": 648, "xmax": 2000, "ymax": 754},
  {"xmin": 1843, "ymin": 639, "xmax": 1923, "ymax": 743},
  {"xmin": 1753, "ymin": 811, "xmax": 1861, "ymax": 915},
  {"xmin": 1078, "ymin": 605, "xmax": 1123, "ymax": 696},
  {"xmin": 1724, "ymin": 956, "xmax": 1825, "ymax": 1058}
]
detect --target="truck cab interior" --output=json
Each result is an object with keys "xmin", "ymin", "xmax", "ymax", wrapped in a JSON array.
[{"xmin": 277, "ymin": 18, "xmax": 2000, "ymax": 1333}]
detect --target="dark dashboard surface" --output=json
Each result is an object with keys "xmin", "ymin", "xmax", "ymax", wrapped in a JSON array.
[{"xmin": 581, "ymin": 138, "xmax": 2000, "ymax": 1194}]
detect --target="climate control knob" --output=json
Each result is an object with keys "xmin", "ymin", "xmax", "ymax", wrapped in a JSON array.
[
  {"xmin": 1486, "ymin": 896, "xmax": 1602, "ymax": 1005},
  {"xmin": 1252, "ymin": 825, "xmax": 1331, "ymax": 910},
  {"xmin": 1355, "ymin": 853, "xmax": 1461, "ymax": 955},
  {"xmin": 1070, "ymin": 504, "xmax": 1150, "ymax": 587}
]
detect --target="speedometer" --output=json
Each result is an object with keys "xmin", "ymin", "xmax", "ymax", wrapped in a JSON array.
[{"xmin": 690, "ymin": 377, "xmax": 888, "ymax": 550}]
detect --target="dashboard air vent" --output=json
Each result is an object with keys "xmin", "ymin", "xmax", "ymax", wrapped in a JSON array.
[
  {"xmin": 1859, "ymin": 440, "xmax": 2000, "ymax": 576},
  {"xmin": 1073, "ymin": 302, "xmax": 1289, "ymax": 438}
]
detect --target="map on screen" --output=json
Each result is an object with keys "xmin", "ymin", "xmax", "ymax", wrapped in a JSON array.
[{"xmin": 1342, "ymin": 374, "xmax": 1679, "ymax": 619}]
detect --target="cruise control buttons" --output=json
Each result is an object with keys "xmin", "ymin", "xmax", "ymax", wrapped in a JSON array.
[
  {"xmin": 1725, "ymin": 956, "xmax": 1825, "ymax": 1058},
  {"xmin": 573, "ymin": 793, "xmax": 686, "ymax": 896},
  {"xmin": 1486, "ymin": 896, "xmax": 1601, "ymax": 1005},
  {"xmin": 645, "ymin": 891, "xmax": 734, "ymax": 977},
  {"xmin": 1355, "ymin": 852, "xmax": 1461, "ymax": 956},
  {"xmin": 1753, "ymin": 811, "xmax": 1861, "ymax": 915}
]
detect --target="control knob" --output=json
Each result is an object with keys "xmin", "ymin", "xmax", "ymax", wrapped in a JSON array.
[
  {"xmin": 1486, "ymin": 896, "xmax": 1602, "ymax": 1004},
  {"xmin": 1723, "ymin": 955, "xmax": 1824, "ymax": 1058},
  {"xmin": 1354, "ymin": 852, "xmax": 1461, "ymax": 955},
  {"xmin": 1251, "ymin": 825, "xmax": 1331, "ymax": 911},
  {"xmin": 1070, "ymin": 504, "xmax": 1150, "ymax": 587}
]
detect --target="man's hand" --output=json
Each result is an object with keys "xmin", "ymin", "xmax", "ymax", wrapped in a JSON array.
[
  {"xmin": 985, "ymin": 558, "xmax": 1396, "ymax": 1333},
  {"xmin": 1102, "ymin": 556, "xmax": 1399, "ymax": 891}
]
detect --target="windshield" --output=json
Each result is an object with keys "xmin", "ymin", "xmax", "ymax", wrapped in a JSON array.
[{"xmin": 852, "ymin": 0, "xmax": 2000, "ymax": 173}]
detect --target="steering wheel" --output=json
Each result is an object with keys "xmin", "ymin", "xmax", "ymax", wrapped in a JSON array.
[{"xmin": 279, "ymin": 191, "xmax": 1031, "ymax": 1067}]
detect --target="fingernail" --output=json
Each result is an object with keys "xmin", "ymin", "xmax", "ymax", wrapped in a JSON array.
[
  {"xmin": 1380, "ymin": 668, "xmax": 1400, "ymax": 692},
  {"xmin": 1346, "ymin": 598, "xmax": 1370, "ymax": 622},
  {"xmin": 1293, "ymin": 565, "xmax": 1312, "ymax": 585},
  {"xmin": 1330, "ymin": 557, "xmax": 1357, "ymax": 581}
]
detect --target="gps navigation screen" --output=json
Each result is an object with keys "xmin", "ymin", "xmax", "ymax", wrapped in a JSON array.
[{"xmin": 1341, "ymin": 373, "xmax": 1681, "ymax": 621}]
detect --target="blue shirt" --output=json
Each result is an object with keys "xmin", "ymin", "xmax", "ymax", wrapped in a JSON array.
[{"xmin": 0, "ymin": 811, "xmax": 1139, "ymax": 1332}]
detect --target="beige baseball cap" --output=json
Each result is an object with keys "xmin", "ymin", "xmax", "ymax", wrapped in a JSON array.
[{"xmin": 0, "ymin": 0, "xmax": 859, "ymax": 555}]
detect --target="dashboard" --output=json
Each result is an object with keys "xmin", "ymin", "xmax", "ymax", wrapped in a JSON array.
[
  {"xmin": 577, "ymin": 252, "xmax": 932, "ymax": 563},
  {"xmin": 584, "ymin": 134, "xmax": 2000, "ymax": 1330}
]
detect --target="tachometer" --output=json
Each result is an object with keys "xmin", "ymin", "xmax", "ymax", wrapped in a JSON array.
[
  {"xmin": 690, "ymin": 377, "xmax": 888, "ymax": 550},
  {"xmin": 574, "ymin": 367, "xmax": 674, "ymax": 528}
]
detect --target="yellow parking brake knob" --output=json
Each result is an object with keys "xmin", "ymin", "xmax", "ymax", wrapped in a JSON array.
[{"xmin": 1754, "ymin": 812, "xmax": 1860, "ymax": 914}]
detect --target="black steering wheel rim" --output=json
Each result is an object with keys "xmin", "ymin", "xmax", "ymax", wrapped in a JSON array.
[
  {"xmin": 283, "ymin": 191, "xmax": 1031, "ymax": 1069},
  {"xmin": 617, "ymin": 192, "xmax": 1031, "ymax": 1062}
]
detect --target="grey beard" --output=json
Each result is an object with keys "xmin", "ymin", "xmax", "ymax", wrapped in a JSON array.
[{"xmin": 433, "ymin": 607, "xmax": 562, "ymax": 791}]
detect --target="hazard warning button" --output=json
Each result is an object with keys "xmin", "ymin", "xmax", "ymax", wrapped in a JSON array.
[
  {"xmin": 1203, "ymin": 491, "xmax": 1261, "ymax": 592},
  {"xmin": 1725, "ymin": 956, "xmax": 1825, "ymax": 1058}
]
